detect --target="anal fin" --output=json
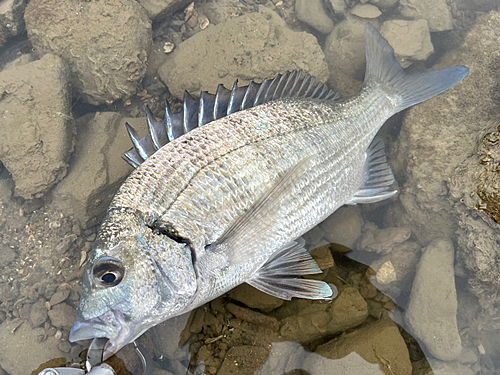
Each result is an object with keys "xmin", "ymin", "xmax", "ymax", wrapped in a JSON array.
[
  {"xmin": 247, "ymin": 239, "xmax": 337, "ymax": 301},
  {"xmin": 351, "ymin": 137, "xmax": 397, "ymax": 204}
]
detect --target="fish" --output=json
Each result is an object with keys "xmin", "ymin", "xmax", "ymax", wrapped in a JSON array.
[{"xmin": 69, "ymin": 24, "xmax": 468, "ymax": 359}]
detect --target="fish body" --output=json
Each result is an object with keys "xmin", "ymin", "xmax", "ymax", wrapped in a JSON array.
[{"xmin": 70, "ymin": 24, "xmax": 468, "ymax": 358}]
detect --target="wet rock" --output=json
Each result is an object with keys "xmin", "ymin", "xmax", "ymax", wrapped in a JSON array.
[
  {"xmin": 29, "ymin": 301, "xmax": 48, "ymax": 328},
  {"xmin": 413, "ymin": 359, "xmax": 475, "ymax": 375},
  {"xmin": 329, "ymin": 0, "xmax": 346, "ymax": 14},
  {"xmin": 0, "ymin": 320, "xmax": 66, "ymax": 374},
  {"xmin": 49, "ymin": 287, "xmax": 71, "ymax": 306},
  {"xmin": 53, "ymin": 113, "xmax": 147, "ymax": 226},
  {"xmin": 159, "ymin": 8, "xmax": 329, "ymax": 99},
  {"xmin": 280, "ymin": 287, "xmax": 368, "ymax": 343},
  {"xmin": 0, "ymin": 54, "xmax": 73, "ymax": 199},
  {"xmin": 370, "ymin": 0, "xmax": 399, "ymax": 11},
  {"xmin": 137, "ymin": 0, "xmax": 192, "ymax": 20},
  {"xmin": 218, "ymin": 346, "xmax": 269, "ymax": 375},
  {"xmin": 380, "ymin": 19, "xmax": 434, "ymax": 68},
  {"xmin": 314, "ymin": 318, "xmax": 412, "ymax": 375},
  {"xmin": 0, "ymin": 0, "xmax": 27, "ymax": 47},
  {"xmin": 358, "ymin": 224, "xmax": 411, "ymax": 253},
  {"xmin": 0, "ymin": 244, "xmax": 16, "ymax": 268},
  {"xmin": 295, "ymin": 0, "xmax": 334, "ymax": 34},
  {"xmin": 48, "ymin": 303, "xmax": 76, "ymax": 328},
  {"xmin": 350, "ymin": 4, "xmax": 381, "ymax": 18},
  {"xmin": 399, "ymin": 0, "xmax": 453, "ymax": 32},
  {"xmin": 25, "ymin": 0, "xmax": 152, "ymax": 105},
  {"xmin": 395, "ymin": 12, "xmax": 500, "ymax": 308},
  {"xmin": 405, "ymin": 238, "xmax": 462, "ymax": 361},
  {"xmin": 324, "ymin": 16, "xmax": 380, "ymax": 97},
  {"xmin": 319, "ymin": 207, "xmax": 362, "ymax": 248},
  {"xmin": 228, "ymin": 283, "xmax": 283, "ymax": 312}
]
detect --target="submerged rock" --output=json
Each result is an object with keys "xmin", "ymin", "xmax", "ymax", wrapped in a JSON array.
[
  {"xmin": 405, "ymin": 238, "xmax": 462, "ymax": 361},
  {"xmin": 0, "ymin": 54, "xmax": 73, "ymax": 199},
  {"xmin": 25, "ymin": 0, "xmax": 152, "ymax": 105},
  {"xmin": 295, "ymin": 0, "xmax": 334, "ymax": 34},
  {"xmin": 159, "ymin": 8, "xmax": 329, "ymax": 99},
  {"xmin": 399, "ymin": 0, "xmax": 453, "ymax": 32}
]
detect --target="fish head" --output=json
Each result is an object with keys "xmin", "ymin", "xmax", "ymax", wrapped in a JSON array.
[{"xmin": 70, "ymin": 217, "xmax": 197, "ymax": 359}]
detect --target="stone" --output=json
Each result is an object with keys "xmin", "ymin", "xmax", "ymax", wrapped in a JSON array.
[
  {"xmin": 29, "ymin": 301, "xmax": 48, "ymax": 327},
  {"xmin": 49, "ymin": 288, "xmax": 70, "ymax": 306},
  {"xmin": 228, "ymin": 283, "xmax": 283, "ymax": 312},
  {"xmin": 319, "ymin": 207, "xmax": 362, "ymax": 248},
  {"xmin": 350, "ymin": 4, "xmax": 381, "ymax": 18},
  {"xmin": 314, "ymin": 318, "xmax": 412, "ymax": 375},
  {"xmin": 358, "ymin": 225, "xmax": 411, "ymax": 253},
  {"xmin": 405, "ymin": 238, "xmax": 462, "ymax": 361},
  {"xmin": 295, "ymin": 0, "xmax": 334, "ymax": 34},
  {"xmin": 399, "ymin": 0, "xmax": 453, "ymax": 32},
  {"xmin": 370, "ymin": 0, "xmax": 399, "ymax": 11},
  {"xmin": 25, "ymin": 0, "xmax": 152, "ymax": 105},
  {"xmin": 53, "ymin": 113, "xmax": 147, "ymax": 226},
  {"xmin": 0, "ymin": 0, "xmax": 27, "ymax": 46},
  {"xmin": 136, "ymin": 0, "xmax": 192, "ymax": 20},
  {"xmin": 0, "ymin": 54, "xmax": 73, "ymax": 199},
  {"xmin": 218, "ymin": 346, "xmax": 269, "ymax": 375},
  {"xmin": 158, "ymin": 8, "xmax": 329, "ymax": 99},
  {"xmin": 48, "ymin": 303, "xmax": 76, "ymax": 328},
  {"xmin": 413, "ymin": 359, "xmax": 475, "ymax": 375},
  {"xmin": 329, "ymin": 0, "xmax": 346, "ymax": 14},
  {"xmin": 380, "ymin": 19, "xmax": 434, "ymax": 68},
  {"xmin": 0, "ymin": 244, "xmax": 16, "ymax": 268},
  {"xmin": 280, "ymin": 287, "xmax": 368, "ymax": 343},
  {"xmin": 0, "ymin": 319, "xmax": 67, "ymax": 374},
  {"xmin": 324, "ymin": 16, "xmax": 380, "ymax": 97}
]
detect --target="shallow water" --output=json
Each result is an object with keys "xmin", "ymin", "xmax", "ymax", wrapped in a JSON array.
[{"xmin": 0, "ymin": 0, "xmax": 500, "ymax": 375}]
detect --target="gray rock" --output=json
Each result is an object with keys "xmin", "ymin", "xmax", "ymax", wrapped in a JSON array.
[
  {"xmin": 329, "ymin": 0, "xmax": 346, "ymax": 14},
  {"xmin": 405, "ymin": 238, "xmax": 462, "ymax": 361},
  {"xmin": 426, "ymin": 359, "xmax": 475, "ymax": 375},
  {"xmin": 48, "ymin": 303, "xmax": 76, "ymax": 328},
  {"xmin": 0, "ymin": 54, "xmax": 73, "ymax": 199},
  {"xmin": 380, "ymin": 19, "xmax": 434, "ymax": 68},
  {"xmin": 324, "ymin": 16, "xmax": 380, "ymax": 97},
  {"xmin": 136, "ymin": 0, "xmax": 192, "ymax": 20},
  {"xmin": 370, "ymin": 0, "xmax": 399, "ymax": 11},
  {"xmin": 399, "ymin": 0, "xmax": 453, "ymax": 32},
  {"xmin": 350, "ymin": 4, "xmax": 381, "ymax": 18},
  {"xmin": 159, "ymin": 8, "xmax": 329, "ymax": 100},
  {"xmin": 29, "ymin": 301, "xmax": 48, "ymax": 327},
  {"xmin": 0, "ymin": 245, "xmax": 16, "ymax": 268},
  {"xmin": 53, "ymin": 113, "xmax": 147, "ymax": 226},
  {"xmin": 358, "ymin": 225, "xmax": 411, "ymax": 254},
  {"xmin": 49, "ymin": 288, "xmax": 71, "ymax": 306},
  {"xmin": 25, "ymin": 0, "xmax": 152, "ymax": 105},
  {"xmin": 0, "ymin": 0, "xmax": 27, "ymax": 47},
  {"xmin": 319, "ymin": 207, "xmax": 362, "ymax": 248},
  {"xmin": 296, "ymin": 0, "xmax": 334, "ymax": 34}
]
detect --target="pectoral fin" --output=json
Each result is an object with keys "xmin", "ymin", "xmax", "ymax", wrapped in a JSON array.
[{"xmin": 247, "ymin": 239, "xmax": 337, "ymax": 300}]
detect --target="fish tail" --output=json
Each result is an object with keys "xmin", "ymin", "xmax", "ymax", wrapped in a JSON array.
[{"xmin": 363, "ymin": 23, "xmax": 469, "ymax": 111}]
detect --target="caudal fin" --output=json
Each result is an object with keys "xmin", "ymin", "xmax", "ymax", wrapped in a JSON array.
[{"xmin": 364, "ymin": 23, "xmax": 469, "ymax": 111}]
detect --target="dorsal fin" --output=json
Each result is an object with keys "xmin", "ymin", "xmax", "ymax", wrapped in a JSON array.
[{"xmin": 123, "ymin": 70, "xmax": 341, "ymax": 168}]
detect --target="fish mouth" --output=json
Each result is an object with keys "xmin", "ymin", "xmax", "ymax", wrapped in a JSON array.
[{"xmin": 69, "ymin": 309, "xmax": 134, "ymax": 360}]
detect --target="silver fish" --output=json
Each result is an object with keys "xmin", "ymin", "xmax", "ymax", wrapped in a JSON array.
[{"xmin": 69, "ymin": 24, "xmax": 468, "ymax": 358}]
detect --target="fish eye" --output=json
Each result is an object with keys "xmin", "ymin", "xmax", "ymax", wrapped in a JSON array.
[{"xmin": 92, "ymin": 257, "xmax": 124, "ymax": 287}]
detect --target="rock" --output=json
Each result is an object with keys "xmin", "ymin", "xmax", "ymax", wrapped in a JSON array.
[
  {"xmin": 314, "ymin": 318, "xmax": 412, "ymax": 375},
  {"xmin": 405, "ymin": 238, "xmax": 462, "ymax": 361},
  {"xmin": 0, "ymin": 54, "xmax": 73, "ymax": 199},
  {"xmin": 280, "ymin": 287, "xmax": 368, "ymax": 343},
  {"xmin": 228, "ymin": 283, "xmax": 283, "ymax": 312},
  {"xmin": 218, "ymin": 346, "xmax": 269, "ymax": 375},
  {"xmin": 457, "ymin": 347, "xmax": 478, "ymax": 365},
  {"xmin": 136, "ymin": 0, "xmax": 192, "ymax": 20},
  {"xmin": 319, "ymin": 207, "xmax": 362, "ymax": 248},
  {"xmin": 0, "ymin": 320, "xmax": 66, "ymax": 375},
  {"xmin": 412, "ymin": 359, "xmax": 475, "ymax": 375},
  {"xmin": 399, "ymin": 0, "xmax": 453, "ymax": 32},
  {"xmin": 29, "ymin": 301, "xmax": 48, "ymax": 327},
  {"xmin": 358, "ymin": 225, "xmax": 411, "ymax": 253},
  {"xmin": 394, "ymin": 12, "xmax": 500, "ymax": 309},
  {"xmin": 0, "ymin": 244, "xmax": 16, "ymax": 268},
  {"xmin": 380, "ymin": 19, "xmax": 434, "ymax": 68},
  {"xmin": 350, "ymin": 4, "xmax": 381, "ymax": 18},
  {"xmin": 295, "ymin": 0, "xmax": 334, "ymax": 34},
  {"xmin": 324, "ymin": 16, "xmax": 380, "ymax": 97},
  {"xmin": 302, "ymin": 225, "xmax": 328, "ymax": 249},
  {"xmin": 0, "ymin": 0, "xmax": 27, "ymax": 46},
  {"xmin": 53, "ymin": 113, "xmax": 147, "ymax": 226},
  {"xmin": 49, "ymin": 287, "xmax": 70, "ymax": 306},
  {"xmin": 25, "ymin": 0, "xmax": 152, "ymax": 105},
  {"xmin": 48, "ymin": 303, "xmax": 76, "ymax": 328},
  {"xmin": 158, "ymin": 8, "xmax": 329, "ymax": 99},
  {"xmin": 370, "ymin": 0, "xmax": 399, "ymax": 11},
  {"xmin": 329, "ymin": 0, "xmax": 346, "ymax": 14}
]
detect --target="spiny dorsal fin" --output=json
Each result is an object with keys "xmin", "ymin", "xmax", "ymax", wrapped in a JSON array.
[{"xmin": 123, "ymin": 70, "xmax": 341, "ymax": 168}]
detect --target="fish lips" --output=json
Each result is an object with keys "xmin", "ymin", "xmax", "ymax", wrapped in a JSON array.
[{"xmin": 69, "ymin": 309, "xmax": 133, "ymax": 360}]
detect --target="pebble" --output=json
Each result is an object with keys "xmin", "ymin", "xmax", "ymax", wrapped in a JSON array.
[
  {"xmin": 29, "ymin": 301, "xmax": 48, "ymax": 327},
  {"xmin": 329, "ymin": 0, "xmax": 346, "ymax": 13},
  {"xmin": 49, "ymin": 288, "xmax": 71, "ymax": 306},
  {"xmin": 48, "ymin": 303, "xmax": 77, "ymax": 328},
  {"xmin": 58, "ymin": 340, "xmax": 72, "ymax": 353},
  {"xmin": 295, "ymin": 0, "xmax": 334, "ymax": 34},
  {"xmin": 405, "ymin": 238, "xmax": 462, "ymax": 361},
  {"xmin": 319, "ymin": 207, "xmax": 362, "ymax": 248},
  {"xmin": 350, "ymin": 4, "xmax": 382, "ymax": 18}
]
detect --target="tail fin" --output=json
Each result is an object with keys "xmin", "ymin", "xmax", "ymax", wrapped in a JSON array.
[{"xmin": 363, "ymin": 23, "xmax": 469, "ymax": 111}]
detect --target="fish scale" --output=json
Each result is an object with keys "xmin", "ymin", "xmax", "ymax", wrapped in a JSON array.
[{"xmin": 70, "ymin": 24, "xmax": 469, "ymax": 359}]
